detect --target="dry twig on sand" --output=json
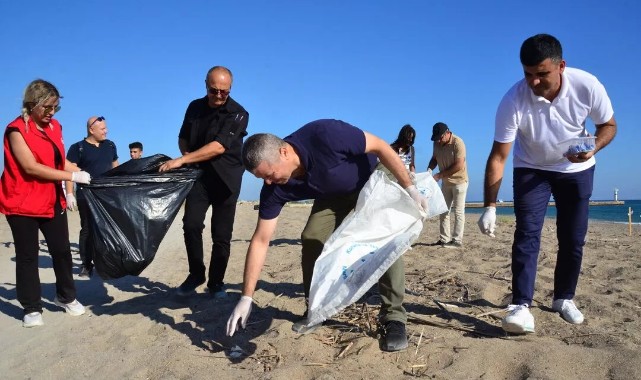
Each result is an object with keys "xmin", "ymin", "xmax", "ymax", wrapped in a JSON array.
[{"xmin": 407, "ymin": 312, "xmax": 507, "ymax": 339}]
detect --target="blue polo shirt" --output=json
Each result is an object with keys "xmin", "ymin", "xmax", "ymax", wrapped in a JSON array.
[{"xmin": 258, "ymin": 119, "xmax": 377, "ymax": 220}]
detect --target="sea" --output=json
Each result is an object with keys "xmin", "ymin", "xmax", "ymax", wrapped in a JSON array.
[{"xmin": 465, "ymin": 199, "xmax": 641, "ymax": 224}]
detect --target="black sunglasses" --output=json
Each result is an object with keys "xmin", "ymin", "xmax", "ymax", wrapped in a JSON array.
[
  {"xmin": 89, "ymin": 116, "xmax": 105, "ymax": 128},
  {"xmin": 208, "ymin": 87, "xmax": 230, "ymax": 96}
]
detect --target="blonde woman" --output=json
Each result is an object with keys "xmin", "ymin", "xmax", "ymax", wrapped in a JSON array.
[{"xmin": 0, "ymin": 79, "xmax": 91, "ymax": 327}]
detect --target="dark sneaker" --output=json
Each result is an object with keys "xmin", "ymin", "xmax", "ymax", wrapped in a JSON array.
[
  {"xmin": 78, "ymin": 265, "xmax": 93, "ymax": 278},
  {"xmin": 176, "ymin": 276, "xmax": 205, "ymax": 296},
  {"xmin": 208, "ymin": 284, "xmax": 228, "ymax": 300},
  {"xmin": 430, "ymin": 240, "xmax": 447, "ymax": 247},
  {"xmin": 380, "ymin": 321, "xmax": 408, "ymax": 352},
  {"xmin": 443, "ymin": 241, "xmax": 463, "ymax": 249},
  {"xmin": 292, "ymin": 317, "xmax": 322, "ymax": 335}
]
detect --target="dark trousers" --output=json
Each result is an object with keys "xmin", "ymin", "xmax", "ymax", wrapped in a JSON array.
[
  {"xmin": 6, "ymin": 206, "xmax": 77, "ymax": 315},
  {"xmin": 511, "ymin": 166, "xmax": 594, "ymax": 305},
  {"xmin": 301, "ymin": 193, "xmax": 407, "ymax": 324},
  {"xmin": 77, "ymin": 193, "xmax": 94, "ymax": 268},
  {"xmin": 182, "ymin": 172, "xmax": 239, "ymax": 289}
]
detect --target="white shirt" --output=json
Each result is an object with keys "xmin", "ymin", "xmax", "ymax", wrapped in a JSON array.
[
  {"xmin": 494, "ymin": 67, "xmax": 614, "ymax": 173},
  {"xmin": 397, "ymin": 148, "xmax": 413, "ymax": 170}
]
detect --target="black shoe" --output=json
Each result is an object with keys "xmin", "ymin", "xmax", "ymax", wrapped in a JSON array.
[
  {"xmin": 380, "ymin": 321, "xmax": 408, "ymax": 352},
  {"xmin": 207, "ymin": 284, "xmax": 228, "ymax": 299},
  {"xmin": 78, "ymin": 265, "xmax": 93, "ymax": 278},
  {"xmin": 176, "ymin": 275, "xmax": 205, "ymax": 296},
  {"xmin": 430, "ymin": 240, "xmax": 447, "ymax": 247}
]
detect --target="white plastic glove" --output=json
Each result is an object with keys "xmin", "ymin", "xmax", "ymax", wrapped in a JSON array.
[
  {"xmin": 409, "ymin": 171, "xmax": 416, "ymax": 183},
  {"xmin": 405, "ymin": 185, "xmax": 428, "ymax": 212},
  {"xmin": 427, "ymin": 168, "xmax": 433, "ymax": 176},
  {"xmin": 226, "ymin": 296, "xmax": 253, "ymax": 336},
  {"xmin": 71, "ymin": 171, "xmax": 91, "ymax": 184},
  {"xmin": 478, "ymin": 206, "xmax": 496, "ymax": 237},
  {"xmin": 66, "ymin": 194, "xmax": 77, "ymax": 211}
]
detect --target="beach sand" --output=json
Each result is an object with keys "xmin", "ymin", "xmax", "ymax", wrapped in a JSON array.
[{"xmin": 1, "ymin": 203, "xmax": 640, "ymax": 379}]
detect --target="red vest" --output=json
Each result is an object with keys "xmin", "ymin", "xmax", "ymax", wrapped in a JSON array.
[{"xmin": 0, "ymin": 116, "xmax": 67, "ymax": 217}]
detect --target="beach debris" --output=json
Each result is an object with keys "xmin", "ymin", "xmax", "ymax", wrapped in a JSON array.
[
  {"xmin": 336, "ymin": 341, "xmax": 354, "ymax": 359},
  {"xmin": 228, "ymin": 345, "xmax": 246, "ymax": 359}
]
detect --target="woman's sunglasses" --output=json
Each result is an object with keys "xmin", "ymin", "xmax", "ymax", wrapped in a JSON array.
[{"xmin": 41, "ymin": 105, "xmax": 61, "ymax": 114}]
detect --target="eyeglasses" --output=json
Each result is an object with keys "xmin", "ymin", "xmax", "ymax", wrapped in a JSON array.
[
  {"xmin": 89, "ymin": 116, "xmax": 106, "ymax": 128},
  {"xmin": 41, "ymin": 104, "xmax": 61, "ymax": 114},
  {"xmin": 208, "ymin": 87, "xmax": 230, "ymax": 96}
]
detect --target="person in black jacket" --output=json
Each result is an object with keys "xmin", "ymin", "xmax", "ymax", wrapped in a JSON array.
[{"xmin": 160, "ymin": 66, "xmax": 248, "ymax": 299}]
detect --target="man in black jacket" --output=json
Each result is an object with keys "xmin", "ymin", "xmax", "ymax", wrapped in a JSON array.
[{"xmin": 160, "ymin": 66, "xmax": 249, "ymax": 298}]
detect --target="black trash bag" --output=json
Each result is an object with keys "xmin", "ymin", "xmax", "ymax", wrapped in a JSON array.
[{"xmin": 82, "ymin": 154, "xmax": 201, "ymax": 279}]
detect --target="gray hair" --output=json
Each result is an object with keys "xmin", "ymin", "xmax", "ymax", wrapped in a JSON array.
[{"xmin": 242, "ymin": 133, "xmax": 286, "ymax": 171}]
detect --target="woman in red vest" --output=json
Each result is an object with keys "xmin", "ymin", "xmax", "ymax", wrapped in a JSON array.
[{"xmin": 0, "ymin": 79, "xmax": 92, "ymax": 327}]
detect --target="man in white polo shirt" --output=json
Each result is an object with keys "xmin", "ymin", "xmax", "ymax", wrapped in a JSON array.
[{"xmin": 478, "ymin": 34, "xmax": 617, "ymax": 334}]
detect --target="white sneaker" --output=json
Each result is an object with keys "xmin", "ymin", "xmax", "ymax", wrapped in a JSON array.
[
  {"xmin": 552, "ymin": 299, "xmax": 584, "ymax": 324},
  {"xmin": 54, "ymin": 298, "xmax": 86, "ymax": 316},
  {"xmin": 502, "ymin": 304, "xmax": 535, "ymax": 334},
  {"xmin": 23, "ymin": 312, "xmax": 44, "ymax": 328}
]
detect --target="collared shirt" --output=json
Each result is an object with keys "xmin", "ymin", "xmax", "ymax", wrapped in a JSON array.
[
  {"xmin": 179, "ymin": 96, "xmax": 249, "ymax": 192},
  {"xmin": 495, "ymin": 67, "xmax": 614, "ymax": 173},
  {"xmin": 433, "ymin": 133, "xmax": 468, "ymax": 184},
  {"xmin": 258, "ymin": 119, "xmax": 377, "ymax": 220}
]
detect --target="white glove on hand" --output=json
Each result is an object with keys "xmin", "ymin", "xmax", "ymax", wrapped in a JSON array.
[
  {"xmin": 66, "ymin": 194, "xmax": 77, "ymax": 211},
  {"xmin": 405, "ymin": 185, "xmax": 428, "ymax": 212},
  {"xmin": 409, "ymin": 171, "xmax": 416, "ymax": 183},
  {"xmin": 71, "ymin": 171, "xmax": 91, "ymax": 184},
  {"xmin": 478, "ymin": 206, "xmax": 496, "ymax": 237},
  {"xmin": 427, "ymin": 168, "xmax": 433, "ymax": 176},
  {"xmin": 226, "ymin": 296, "xmax": 253, "ymax": 336}
]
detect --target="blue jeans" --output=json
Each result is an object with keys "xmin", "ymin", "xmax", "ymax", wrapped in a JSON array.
[{"xmin": 511, "ymin": 166, "xmax": 594, "ymax": 305}]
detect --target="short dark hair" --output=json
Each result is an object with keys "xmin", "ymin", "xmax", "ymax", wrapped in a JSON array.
[
  {"xmin": 520, "ymin": 34, "xmax": 563, "ymax": 66},
  {"xmin": 129, "ymin": 141, "xmax": 143, "ymax": 150}
]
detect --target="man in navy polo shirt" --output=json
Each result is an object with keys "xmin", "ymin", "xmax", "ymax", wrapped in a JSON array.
[
  {"xmin": 66, "ymin": 116, "xmax": 119, "ymax": 277},
  {"xmin": 226, "ymin": 119, "xmax": 428, "ymax": 352}
]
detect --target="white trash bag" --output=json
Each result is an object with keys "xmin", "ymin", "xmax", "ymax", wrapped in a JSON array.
[{"xmin": 306, "ymin": 170, "xmax": 447, "ymax": 327}]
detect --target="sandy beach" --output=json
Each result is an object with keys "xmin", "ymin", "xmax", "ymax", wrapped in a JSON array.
[{"xmin": 1, "ymin": 202, "xmax": 640, "ymax": 380}]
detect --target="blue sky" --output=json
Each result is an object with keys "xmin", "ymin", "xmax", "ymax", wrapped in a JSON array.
[{"xmin": 1, "ymin": 1, "xmax": 639, "ymax": 201}]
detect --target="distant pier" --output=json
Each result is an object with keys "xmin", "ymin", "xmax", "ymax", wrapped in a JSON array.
[{"xmin": 465, "ymin": 200, "xmax": 625, "ymax": 208}]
